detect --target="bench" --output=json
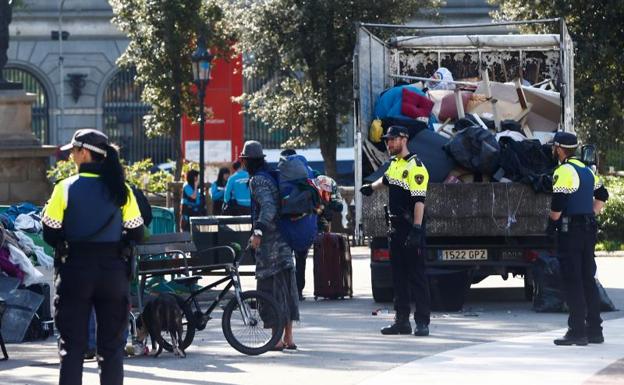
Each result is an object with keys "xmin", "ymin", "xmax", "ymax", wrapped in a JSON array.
[{"xmin": 134, "ymin": 232, "xmax": 252, "ymax": 309}]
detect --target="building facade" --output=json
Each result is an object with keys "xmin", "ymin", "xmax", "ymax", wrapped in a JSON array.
[{"xmin": 6, "ymin": 0, "xmax": 496, "ymax": 163}]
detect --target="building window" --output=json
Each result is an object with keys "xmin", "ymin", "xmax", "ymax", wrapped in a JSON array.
[
  {"xmin": 1, "ymin": 67, "xmax": 50, "ymax": 144},
  {"xmin": 102, "ymin": 67, "xmax": 172, "ymax": 164}
]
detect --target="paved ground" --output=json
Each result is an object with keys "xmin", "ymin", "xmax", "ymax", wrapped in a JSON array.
[{"xmin": 2, "ymin": 247, "xmax": 624, "ymax": 385}]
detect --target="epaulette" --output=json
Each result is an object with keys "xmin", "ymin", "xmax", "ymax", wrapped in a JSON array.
[{"xmin": 407, "ymin": 154, "xmax": 423, "ymax": 167}]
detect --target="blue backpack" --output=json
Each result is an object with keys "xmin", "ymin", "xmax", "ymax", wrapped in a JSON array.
[{"xmin": 256, "ymin": 155, "xmax": 320, "ymax": 252}]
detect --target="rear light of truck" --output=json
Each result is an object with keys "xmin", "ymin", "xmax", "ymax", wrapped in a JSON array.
[
  {"xmin": 371, "ymin": 248, "xmax": 390, "ymax": 262},
  {"xmin": 524, "ymin": 250, "xmax": 539, "ymax": 263}
]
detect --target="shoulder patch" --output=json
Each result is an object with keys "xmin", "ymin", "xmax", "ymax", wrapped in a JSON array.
[
  {"xmin": 402, "ymin": 170, "xmax": 408, "ymax": 179},
  {"xmin": 553, "ymin": 174, "xmax": 559, "ymax": 185},
  {"xmin": 415, "ymin": 174, "xmax": 424, "ymax": 185}
]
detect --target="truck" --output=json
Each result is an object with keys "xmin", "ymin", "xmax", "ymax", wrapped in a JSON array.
[{"xmin": 353, "ymin": 19, "xmax": 582, "ymax": 310}]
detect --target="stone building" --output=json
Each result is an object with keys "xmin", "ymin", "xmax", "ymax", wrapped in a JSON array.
[{"xmin": 5, "ymin": 0, "xmax": 496, "ymax": 165}]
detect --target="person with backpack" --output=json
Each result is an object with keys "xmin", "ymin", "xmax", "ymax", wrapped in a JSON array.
[
  {"xmin": 42, "ymin": 129, "xmax": 144, "ymax": 385},
  {"xmin": 241, "ymin": 141, "xmax": 300, "ymax": 351}
]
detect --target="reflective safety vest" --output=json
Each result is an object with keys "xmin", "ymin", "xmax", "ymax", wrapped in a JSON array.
[
  {"xmin": 42, "ymin": 171, "xmax": 143, "ymax": 242},
  {"xmin": 552, "ymin": 158, "xmax": 600, "ymax": 216},
  {"xmin": 383, "ymin": 153, "xmax": 429, "ymax": 222}
]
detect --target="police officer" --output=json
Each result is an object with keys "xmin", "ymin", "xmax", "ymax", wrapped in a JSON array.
[
  {"xmin": 548, "ymin": 132, "xmax": 609, "ymax": 346},
  {"xmin": 42, "ymin": 129, "xmax": 144, "ymax": 385},
  {"xmin": 360, "ymin": 126, "xmax": 431, "ymax": 336}
]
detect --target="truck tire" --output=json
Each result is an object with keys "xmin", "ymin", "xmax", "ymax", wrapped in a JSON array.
[
  {"xmin": 372, "ymin": 285, "xmax": 393, "ymax": 303},
  {"xmin": 428, "ymin": 270, "xmax": 470, "ymax": 312}
]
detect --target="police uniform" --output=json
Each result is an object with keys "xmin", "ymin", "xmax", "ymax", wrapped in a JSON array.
[
  {"xmin": 549, "ymin": 132, "xmax": 609, "ymax": 345},
  {"xmin": 382, "ymin": 147, "xmax": 431, "ymax": 333},
  {"xmin": 42, "ymin": 129, "xmax": 144, "ymax": 385}
]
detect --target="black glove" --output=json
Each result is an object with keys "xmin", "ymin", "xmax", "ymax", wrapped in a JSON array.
[
  {"xmin": 545, "ymin": 217, "xmax": 560, "ymax": 237},
  {"xmin": 405, "ymin": 225, "xmax": 423, "ymax": 249},
  {"xmin": 360, "ymin": 184, "xmax": 374, "ymax": 196}
]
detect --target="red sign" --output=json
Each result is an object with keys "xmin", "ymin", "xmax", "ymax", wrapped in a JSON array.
[{"xmin": 181, "ymin": 54, "xmax": 244, "ymax": 163}]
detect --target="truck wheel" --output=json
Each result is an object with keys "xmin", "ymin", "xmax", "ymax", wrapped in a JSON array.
[
  {"xmin": 428, "ymin": 271, "xmax": 470, "ymax": 312},
  {"xmin": 372, "ymin": 285, "xmax": 393, "ymax": 303}
]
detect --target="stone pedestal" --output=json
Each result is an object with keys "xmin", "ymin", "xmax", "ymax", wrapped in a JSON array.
[{"xmin": 0, "ymin": 88, "xmax": 56, "ymax": 205}]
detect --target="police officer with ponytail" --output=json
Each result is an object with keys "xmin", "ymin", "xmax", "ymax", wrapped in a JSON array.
[
  {"xmin": 42, "ymin": 129, "xmax": 144, "ymax": 385},
  {"xmin": 548, "ymin": 132, "xmax": 609, "ymax": 346}
]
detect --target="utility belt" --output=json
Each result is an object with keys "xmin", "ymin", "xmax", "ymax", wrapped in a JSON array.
[
  {"xmin": 384, "ymin": 205, "xmax": 412, "ymax": 234},
  {"xmin": 55, "ymin": 241, "xmax": 135, "ymax": 277},
  {"xmin": 67, "ymin": 241, "xmax": 123, "ymax": 258},
  {"xmin": 560, "ymin": 214, "xmax": 596, "ymax": 233}
]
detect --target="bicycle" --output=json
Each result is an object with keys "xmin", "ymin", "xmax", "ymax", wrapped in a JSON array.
[{"xmin": 134, "ymin": 245, "xmax": 284, "ymax": 356}]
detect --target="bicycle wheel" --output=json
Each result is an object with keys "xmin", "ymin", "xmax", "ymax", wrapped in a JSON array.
[
  {"xmin": 159, "ymin": 295, "xmax": 196, "ymax": 352},
  {"xmin": 221, "ymin": 290, "xmax": 284, "ymax": 355}
]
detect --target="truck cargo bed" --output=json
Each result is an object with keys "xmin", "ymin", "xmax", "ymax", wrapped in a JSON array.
[{"xmin": 362, "ymin": 182, "xmax": 550, "ymax": 238}]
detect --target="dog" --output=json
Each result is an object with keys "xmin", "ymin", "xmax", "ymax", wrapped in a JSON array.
[{"xmin": 136, "ymin": 293, "xmax": 186, "ymax": 358}]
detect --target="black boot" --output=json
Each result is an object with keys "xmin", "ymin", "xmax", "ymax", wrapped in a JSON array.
[
  {"xmin": 381, "ymin": 315, "xmax": 411, "ymax": 335},
  {"xmin": 414, "ymin": 324, "xmax": 429, "ymax": 337},
  {"xmin": 586, "ymin": 328, "xmax": 604, "ymax": 344},
  {"xmin": 553, "ymin": 330, "xmax": 588, "ymax": 346}
]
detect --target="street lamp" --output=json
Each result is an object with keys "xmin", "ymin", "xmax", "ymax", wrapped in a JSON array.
[{"xmin": 191, "ymin": 34, "xmax": 213, "ymax": 202}]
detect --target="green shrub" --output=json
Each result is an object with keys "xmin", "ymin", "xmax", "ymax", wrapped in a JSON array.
[
  {"xmin": 47, "ymin": 158, "xmax": 174, "ymax": 194},
  {"xmin": 597, "ymin": 177, "xmax": 624, "ymax": 250}
]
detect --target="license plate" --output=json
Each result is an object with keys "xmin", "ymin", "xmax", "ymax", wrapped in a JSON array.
[{"xmin": 440, "ymin": 249, "xmax": 488, "ymax": 261}]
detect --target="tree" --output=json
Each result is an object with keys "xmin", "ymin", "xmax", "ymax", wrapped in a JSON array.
[
  {"xmin": 489, "ymin": 0, "xmax": 624, "ymax": 161},
  {"xmin": 226, "ymin": 0, "xmax": 439, "ymax": 177},
  {"xmin": 109, "ymin": 0, "xmax": 234, "ymax": 180}
]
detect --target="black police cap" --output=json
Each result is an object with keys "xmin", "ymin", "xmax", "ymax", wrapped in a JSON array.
[
  {"xmin": 382, "ymin": 125, "xmax": 409, "ymax": 139},
  {"xmin": 553, "ymin": 132, "xmax": 578, "ymax": 149}
]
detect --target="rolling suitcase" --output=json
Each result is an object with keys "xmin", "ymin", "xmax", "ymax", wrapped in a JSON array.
[{"xmin": 313, "ymin": 233, "xmax": 353, "ymax": 300}]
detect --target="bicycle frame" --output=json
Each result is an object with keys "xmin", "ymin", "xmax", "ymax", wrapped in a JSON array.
[{"xmin": 183, "ymin": 247, "xmax": 255, "ymax": 329}]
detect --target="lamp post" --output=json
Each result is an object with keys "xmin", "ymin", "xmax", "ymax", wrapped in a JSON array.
[{"xmin": 191, "ymin": 34, "xmax": 213, "ymax": 199}]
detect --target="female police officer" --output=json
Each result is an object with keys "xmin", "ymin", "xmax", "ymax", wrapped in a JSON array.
[{"xmin": 42, "ymin": 129, "xmax": 144, "ymax": 385}]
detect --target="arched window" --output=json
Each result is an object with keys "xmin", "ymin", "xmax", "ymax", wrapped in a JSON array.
[
  {"xmin": 102, "ymin": 67, "xmax": 172, "ymax": 163},
  {"xmin": 1, "ymin": 67, "xmax": 50, "ymax": 144}
]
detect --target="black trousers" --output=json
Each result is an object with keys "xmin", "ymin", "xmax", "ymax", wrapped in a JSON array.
[
  {"xmin": 55, "ymin": 254, "xmax": 129, "ymax": 385},
  {"xmin": 389, "ymin": 227, "xmax": 430, "ymax": 325},
  {"xmin": 557, "ymin": 222, "xmax": 602, "ymax": 336},
  {"xmin": 294, "ymin": 249, "xmax": 308, "ymax": 295}
]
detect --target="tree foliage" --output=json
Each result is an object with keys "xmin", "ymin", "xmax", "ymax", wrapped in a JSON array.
[
  {"xmin": 47, "ymin": 158, "xmax": 173, "ymax": 194},
  {"xmin": 225, "ymin": 0, "xmax": 439, "ymax": 177},
  {"xmin": 489, "ymin": 0, "xmax": 624, "ymax": 155},
  {"xmin": 109, "ymin": 0, "xmax": 235, "ymax": 179}
]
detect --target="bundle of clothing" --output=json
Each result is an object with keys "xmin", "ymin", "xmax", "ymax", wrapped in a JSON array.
[{"xmin": 0, "ymin": 203, "xmax": 53, "ymax": 287}]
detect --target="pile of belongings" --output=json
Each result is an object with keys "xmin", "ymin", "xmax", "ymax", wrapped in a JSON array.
[
  {"xmin": 364, "ymin": 67, "xmax": 560, "ymax": 192},
  {"xmin": 0, "ymin": 203, "xmax": 54, "ymax": 287}
]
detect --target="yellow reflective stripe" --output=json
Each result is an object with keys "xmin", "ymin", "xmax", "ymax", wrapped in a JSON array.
[
  {"xmin": 385, "ymin": 158, "xmax": 409, "ymax": 191},
  {"xmin": 42, "ymin": 176, "xmax": 76, "ymax": 227},
  {"xmin": 407, "ymin": 159, "xmax": 428, "ymax": 197},
  {"xmin": 79, "ymin": 172, "xmax": 99, "ymax": 178},
  {"xmin": 122, "ymin": 185, "xmax": 144, "ymax": 228},
  {"xmin": 553, "ymin": 164, "xmax": 579, "ymax": 194}
]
